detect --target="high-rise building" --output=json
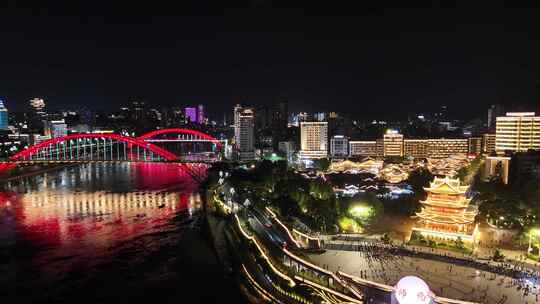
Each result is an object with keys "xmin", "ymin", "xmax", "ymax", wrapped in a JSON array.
[
  {"xmin": 330, "ymin": 135, "xmax": 348, "ymax": 158},
  {"xmin": 496, "ymin": 112, "xmax": 540, "ymax": 152},
  {"xmin": 271, "ymin": 98, "xmax": 288, "ymax": 145},
  {"xmin": 236, "ymin": 108, "xmax": 255, "ymax": 161},
  {"xmin": 197, "ymin": 104, "xmax": 205, "ymax": 124},
  {"xmin": 314, "ymin": 112, "xmax": 326, "ymax": 122},
  {"xmin": 278, "ymin": 141, "xmax": 296, "ymax": 160},
  {"xmin": 487, "ymin": 104, "xmax": 504, "ymax": 131},
  {"xmin": 468, "ymin": 137, "xmax": 483, "ymax": 156},
  {"xmin": 44, "ymin": 120, "xmax": 68, "ymax": 138},
  {"xmin": 299, "ymin": 122, "xmax": 328, "ymax": 159},
  {"xmin": 0, "ymin": 100, "xmax": 8, "ymax": 130},
  {"xmin": 482, "ymin": 133, "xmax": 496, "ymax": 153},
  {"xmin": 403, "ymin": 139, "xmax": 429, "ymax": 158},
  {"xmin": 233, "ymin": 104, "xmax": 243, "ymax": 142},
  {"xmin": 383, "ymin": 130, "xmax": 404, "ymax": 157},
  {"xmin": 349, "ymin": 141, "xmax": 378, "ymax": 157},
  {"xmin": 131, "ymin": 101, "xmax": 146, "ymax": 121},
  {"xmin": 29, "ymin": 98, "xmax": 46, "ymax": 115},
  {"xmin": 426, "ymin": 139, "xmax": 468, "ymax": 158},
  {"xmin": 185, "ymin": 107, "xmax": 197, "ymax": 123}
]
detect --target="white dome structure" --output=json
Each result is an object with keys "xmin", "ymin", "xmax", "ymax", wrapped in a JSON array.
[{"xmin": 394, "ymin": 276, "xmax": 433, "ymax": 304}]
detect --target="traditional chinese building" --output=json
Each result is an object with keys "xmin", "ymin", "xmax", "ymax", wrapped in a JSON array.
[
  {"xmin": 412, "ymin": 176, "xmax": 478, "ymax": 242},
  {"xmin": 380, "ymin": 164, "xmax": 409, "ymax": 184}
]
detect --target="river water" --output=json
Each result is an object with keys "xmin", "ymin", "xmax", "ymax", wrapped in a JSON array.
[{"xmin": 0, "ymin": 163, "xmax": 242, "ymax": 304}]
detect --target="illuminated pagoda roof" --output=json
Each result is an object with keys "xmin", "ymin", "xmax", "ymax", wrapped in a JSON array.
[
  {"xmin": 380, "ymin": 164, "xmax": 409, "ymax": 184},
  {"xmin": 327, "ymin": 158, "xmax": 383, "ymax": 173},
  {"xmin": 415, "ymin": 206, "xmax": 477, "ymax": 225},
  {"xmin": 423, "ymin": 176, "xmax": 468, "ymax": 195}
]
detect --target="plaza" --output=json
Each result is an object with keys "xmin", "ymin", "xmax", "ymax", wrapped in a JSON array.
[{"xmin": 309, "ymin": 246, "xmax": 540, "ymax": 303}]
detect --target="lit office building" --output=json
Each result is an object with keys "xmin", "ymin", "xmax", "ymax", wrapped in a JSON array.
[
  {"xmin": 483, "ymin": 133, "xmax": 496, "ymax": 153},
  {"xmin": 426, "ymin": 139, "xmax": 468, "ymax": 158},
  {"xmin": 330, "ymin": 135, "xmax": 348, "ymax": 158},
  {"xmin": 468, "ymin": 137, "xmax": 482, "ymax": 156},
  {"xmin": 299, "ymin": 121, "xmax": 328, "ymax": 159},
  {"xmin": 313, "ymin": 112, "xmax": 326, "ymax": 122},
  {"xmin": 0, "ymin": 100, "xmax": 8, "ymax": 130},
  {"xmin": 412, "ymin": 177, "xmax": 478, "ymax": 242},
  {"xmin": 403, "ymin": 139, "xmax": 429, "ymax": 159},
  {"xmin": 349, "ymin": 141, "xmax": 378, "ymax": 157},
  {"xmin": 236, "ymin": 108, "xmax": 255, "ymax": 161},
  {"xmin": 496, "ymin": 112, "xmax": 540, "ymax": 152},
  {"xmin": 185, "ymin": 107, "xmax": 197, "ymax": 123},
  {"xmin": 383, "ymin": 130, "xmax": 404, "ymax": 157},
  {"xmin": 29, "ymin": 98, "xmax": 46, "ymax": 115},
  {"xmin": 197, "ymin": 104, "xmax": 205, "ymax": 124},
  {"xmin": 278, "ymin": 141, "xmax": 296, "ymax": 160},
  {"xmin": 43, "ymin": 120, "xmax": 68, "ymax": 138}
]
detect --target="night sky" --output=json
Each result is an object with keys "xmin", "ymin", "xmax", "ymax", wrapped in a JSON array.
[{"xmin": 2, "ymin": 1, "xmax": 540, "ymax": 120}]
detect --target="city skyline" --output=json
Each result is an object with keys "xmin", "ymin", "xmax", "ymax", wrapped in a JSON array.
[{"xmin": 3, "ymin": 2, "xmax": 540, "ymax": 119}]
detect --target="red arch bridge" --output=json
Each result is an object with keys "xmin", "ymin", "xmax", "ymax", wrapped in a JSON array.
[{"xmin": 0, "ymin": 129, "xmax": 224, "ymax": 181}]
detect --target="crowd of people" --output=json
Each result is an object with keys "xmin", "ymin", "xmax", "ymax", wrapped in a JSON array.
[{"xmin": 321, "ymin": 235, "xmax": 540, "ymax": 303}]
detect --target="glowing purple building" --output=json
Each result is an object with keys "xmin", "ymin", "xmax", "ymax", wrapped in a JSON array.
[{"xmin": 185, "ymin": 107, "xmax": 197, "ymax": 123}]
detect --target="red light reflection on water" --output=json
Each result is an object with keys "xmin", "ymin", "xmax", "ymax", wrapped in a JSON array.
[{"xmin": 0, "ymin": 163, "xmax": 203, "ymax": 252}]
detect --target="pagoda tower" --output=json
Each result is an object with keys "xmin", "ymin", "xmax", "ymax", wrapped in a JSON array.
[{"xmin": 412, "ymin": 176, "xmax": 478, "ymax": 242}]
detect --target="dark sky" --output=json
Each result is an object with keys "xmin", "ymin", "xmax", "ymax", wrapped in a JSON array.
[{"xmin": 2, "ymin": 1, "xmax": 540, "ymax": 120}]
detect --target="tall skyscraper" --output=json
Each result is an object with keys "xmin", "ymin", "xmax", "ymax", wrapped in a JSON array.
[
  {"xmin": 131, "ymin": 101, "xmax": 146, "ymax": 121},
  {"xmin": 487, "ymin": 104, "xmax": 504, "ymax": 131},
  {"xmin": 44, "ymin": 120, "xmax": 68, "ymax": 138},
  {"xmin": 0, "ymin": 100, "xmax": 8, "ymax": 130},
  {"xmin": 383, "ymin": 129, "xmax": 404, "ymax": 157},
  {"xmin": 330, "ymin": 135, "xmax": 348, "ymax": 158},
  {"xmin": 299, "ymin": 121, "xmax": 328, "ymax": 159},
  {"xmin": 271, "ymin": 98, "xmax": 288, "ymax": 146},
  {"xmin": 29, "ymin": 98, "xmax": 46, "ymax": 116},
  {"xmin": 185, "ymin": 107, "xmax": 197, "ymax": 123},
  {"xmin": 496, "ymin": 112, "xmax": 540, "ymax": 152},
  {"xmin": 236, "ymin": 108, "xmax": 255, "ymax": 161},
  {"xmin": 233, "ymin": 104, "xmax": 243, "ymax": 143},
  {"xmin": 197, "ymin": 104, "xmax": 205, "ymax": 124}
]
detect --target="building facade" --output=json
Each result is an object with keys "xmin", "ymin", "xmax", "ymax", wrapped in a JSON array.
[
  {"xmin": 382, "ymin": 130, "xmax": 404, "ymax": 157},
  {"xmin": 403, "ymin": 139, "xmax": 429, "ymax": 158},
  {"xmin": 484, "ymin": 156, "xmax": 511, "ymax": 184},
  {"xmin": 412, "ymin": 177, "xmax": 478, "ymax": 242},
  {"xmin": 349, "ymin": 141, "xmax": 378, "ymax": 157},
  {"xmin": 468, "ymin": 137, "xmax": 482, "ymax": 155},
  {"xmin": 426, "ymin": 139, "xmax": 468, "ymax": 158},
  {"xmin": 483, "ymin": 133, "xmax": 496, "ymax": 153},
  {"xmin": 330, "ymin": 135, "xmax": 348, "ymax": 158},
  {"xmin": 44, "ymin": 120, "xmax": 68, "ymax": 138},
  {"xmin": 496, "ymin": 112, "xmax": 540, "ymax": 152},
  {"xmin": 185, "ymin": 107, "xmax": 197, "ymax": 123},
  {"xmin": 299, "ymin": 121, "xmax": 328, "ymax": 159},
  {"xmin": 236, "ymin": 108, "xmax": 255, "ymax": 161},
  {"xmin": 0, "ymin": 100, "xmax": 8, "ymax": 130},
  {"xmin": 197, "ymin": 104, "xmax": 205, "ymax": 124}
]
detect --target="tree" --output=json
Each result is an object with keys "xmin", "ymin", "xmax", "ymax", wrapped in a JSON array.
[
  {"xmin": 454, "ymin": 236, "xmax": 464, "ymax": 250},
  {"xmin": 343, "ymin": 192, "xmax": 384, "ymax": 227},
  {"xmin": 407, "ymin": 168, "xmax": 433, "ymax": 193},
  {"xmin": 492, "ymin": 249, "xmax": 505, "ymax": 262},
  {"xmin": 312, "ymin": 158, "xmax": 330, "ymax": 171}
]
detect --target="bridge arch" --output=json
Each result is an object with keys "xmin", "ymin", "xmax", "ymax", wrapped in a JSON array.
[
  {"xmin": 10, "ymin": 133, "xmax": 178, "ymax": 161},
  {"xmin": 137, "ymin": 128, "xmax": 223, "ymax": 148}
]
